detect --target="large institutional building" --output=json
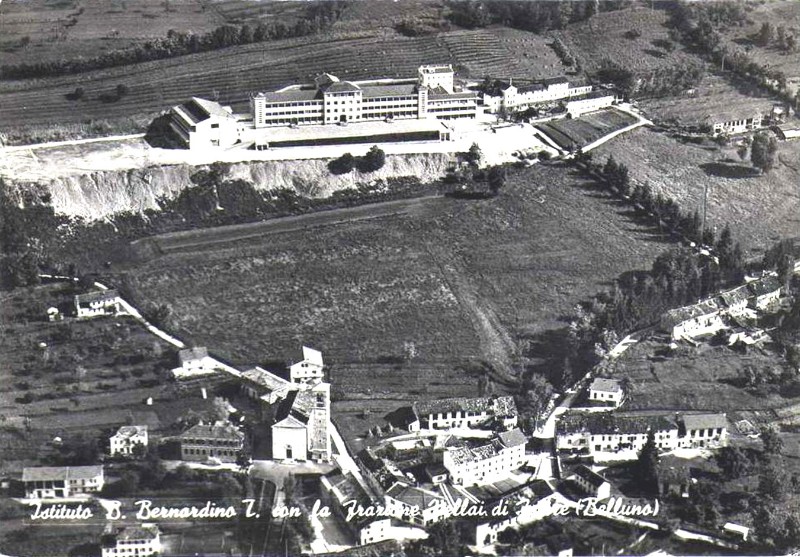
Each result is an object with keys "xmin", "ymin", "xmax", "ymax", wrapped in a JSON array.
[{"xmin": 250, "ymin": 65, "xmax": 478, "ymax": 128}]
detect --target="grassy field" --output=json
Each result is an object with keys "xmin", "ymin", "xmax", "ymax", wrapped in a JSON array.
[
  {"xmin": 592, "ymin": 126, "xmax": 800, "ymax": 256},
  {"xmin": 613, "ymin": 338, "xmax": 794, "ymax": 417},
  {"xmin": 536, "ymin": 109, "xmax": 638, "ymax": 150},
  {"xmin": 115, "ymin": 162, "xmax": 670, "ymax": 447},
  {"xmin": 0, "ymin": 282, "xmax": 217, "ymax": 473},
  {"xmin": 547, "ymin": 5, "xmax": 702, "ymax": 74}
]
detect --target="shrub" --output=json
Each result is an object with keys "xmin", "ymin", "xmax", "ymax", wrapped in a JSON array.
[
  {"xmin": 328, "ymin": 153, "xmax": 356, "ymax": 175},
  {"xmin": 358, "ymin": 146, "xmax": 386, "ymax": 173}
]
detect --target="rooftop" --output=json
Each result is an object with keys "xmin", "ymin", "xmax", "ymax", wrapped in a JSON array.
[
  {"xmin": 116, "ymin": 524, "xmax": 160, "ymax": 541},
  {"xmin": 324, "ymin": 81, "xmax": 361, "ymax": 94},
  {"xmin": 113, "ymin": 425, "xmax": 148, "ymax": 439},
  {"xmin": 255, "ymin": 118, "xmax": 447, "ymax": 145},
  {"xmin": 557, "ymin": 412, "xmax": 677, "ymax": 436},
  {"xmin": 589, "ymin": 377, "xmax": 623, "ymax": 394},
  {"xmin": 419, "ymin": 64, "xmax": 453, "ymax": 74},
  {"xmin": 178, "ymin": 346, "xmax": 208, "ymax": 363},
  {"xmin": 719, "ymin": 285, "xmax": 750, "ymax": 308},
  {"xmin": 414, "ymin": 395, "xmax": 517, "ymax": 419},
  {"xmin": 300, "ymin": 346, "xmax": 323, "ymax": 367},
  {"xmin": 22, "ymin": 465, "xmax": 103, "ymax": 482},
  {"xmin": 242, "ymin": 366, "xmax": 291, "ymax": 392},
  {"xmin": 179, "ymin": 422, "xmax": 244, "ymax": 442},
  {"xmin": 681, "ymin": 413, "xmax": 727, "ymax": 431},
  {"xmin": 574, "ymin": 465, "xmax": 609, "ymax": 488},
  {"xmin": 661, "ymin": 297, "xmax": 722, "ymax": 329},
  {"xmin": 75, "ymin": 289, "xmax": 119, "ymax": 304},
  {"xmin": 497, "ymin": 428, "xmax": 527, "ymax": 448},
  {"xmin": 747, "ymin": 275, "xmax": 782, "ymax": 297},
  {"xmin": 385, "ymin": 482, "xmax": 444, "ymax": 508}
]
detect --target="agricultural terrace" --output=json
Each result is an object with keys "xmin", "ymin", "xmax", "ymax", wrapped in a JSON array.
[
  {"xmin": 611, "ymin": 337, "xmax": 799, "ymax": 423},
  {"xmin": 547, "ymin": 5, "xmax": 702, "ymax": 74},
  {"xmin": 640, "ymin": 74, "xmax": 776, "ymax": 128},
  {"xmin": 535, "ymin": 109, "xmax": 638, "ymax": 151},
  {"xmin": 0, "ymin": 27, "xmax": 566, "ymax": 132},
  {"xmin": 593, "ymin": 127, "xmax": 800, "ymax": 255},
  {"xmin": 0, "ymin": 282, "xmax": 216, "ymax": 474},
  {"xmin": 0, "ymin": 0, "xmax": 309, "ymax": 66},
  {"xmin": 115, "ymin": 163, "xmax": 670, "ymax": 449}
]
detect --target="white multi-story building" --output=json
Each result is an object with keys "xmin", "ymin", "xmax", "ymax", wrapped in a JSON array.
[
  {"xmin": 482, "ymin": 76, "xmax": 593, "ymax": 113},
  {"xmin": 74, "ymin": 290, "xmax": 121, "ymax": 318},
  {"xmin": 679, "ymin": 413, "xmax": 728, "ymax": 449},
  {"xmin": 557, "ymin": 414, "xmax": 679, "ymax": 455},
  {"xmin": 22, "ymin": 466, "xmax": 104, "ymax": 499},
  {"xmin": 172, "ymin": 346, "xmax": 217, "ymax": 378},
  {"xmin": 384, "ymin": 482, "xmax": 451, "ymax": 527},
  {"xmin": 109, "ymin": 425, "xmax": 148, "ymax": 457},
  {"xmin": 707, "ymin": 111, "xmax": 763, "ymax": 136},
  {"xmin": 565, "ymin": 92, "xmax": 617, "ymax": 117},
  {"xmin": 290, "ymin": 346, "xmax": 324, "ymax": 384},
  {"xmin": 572, "ymin": 465, "xmax": 611, "ymax": 500},
  {"xmin": 168, "ymin": 97, "xmax": 242, "ymax": 149},
  {"xmin": 443, "ymin": 429, "xmax": 527, "ymax": 487},
  {"xmin": 250, "ymin": 64, "xmax": 478, "ymax": 128},
  {"xmin": 101, "ymin": 524, "xmax": 161, "ymax": 557}
]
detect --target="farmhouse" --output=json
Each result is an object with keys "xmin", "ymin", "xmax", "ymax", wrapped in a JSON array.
[
  {"xmin": 101, "ymin": 524, "xmax": 161, "ymax": 557},
  {"xmin": 774, "ymin": 122, "xmax": 800, "ymax": 141},
  {"xmin": 178, "ymin": 422, "xmax": 244, "ymax": 463},
  {"xmin": 678, "ymin": 413, "xmax": 728, "ymax": 449},
  {"xmin": 719, "ymin": 285, "xmax": 751, "ymax": 316},
  {"xmin": 250, "ymin": 64, "xmax": 477, "ymax": 129},
  {"xmin": 660, "ymin": 298, "xmax": 725, "ymax": 341},
  {"xmin": 109, "ymin": 425, "xmax": 148, "ymax": 457},
  {"xmin": 482, "ymin": 76, "xmax": 593, "ymax": 113},
  {"xmin": 706, "ymin": 111, "xmax": 763, "ymax": 136},
  {"xmin": 74, "ymin": 289, "xmax": 121, "ymax": 318},
  {"xmin": 321, "ymin": 469, "xmax": 393, "ymax": 546},
  {"xmin": 168, "ymin": 97, "xmax": 242, "ymax": 150},
  {"xmin": 588, "ymin": 378, "xmax": 624, "ymax": 407},
  {"xmin": 22, "ymin": 465, "xmax": 104, "ymax": 499},
  {"xmin": 571, "ymin": 465, "xmax": 611, "ymax": 500},
  {"xmin": 556, "ymin": 413, "xmax": 679, "ymax": 454},
  {"xmin": 470, "ymin": 480, "xmax": 557, "ymax": 547},
  {"xmin": 290, "ymin": 346, "xmax": 324, "ymax": 384},
  {"xmin": 405, "ymin": 395, "xmax": 518, "ymax": 431},
  {"xmin": 746, "ymin": 275, "xmax": 782, "ymax": 310},
  {"xmin": 443, "ymin": 428, "xmax": 527, "ymax": 487},
  {"xmin": 172, "ymin": 346, "xmax": 217, "ymax": 378},
  {"xmin": 384, "ymin": 482, "xmax": 450, "ymax": 527}
]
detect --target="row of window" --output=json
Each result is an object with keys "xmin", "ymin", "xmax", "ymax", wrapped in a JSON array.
[
  {"xmin": 183, "ymin": 447, "xmax": 238, "ymax": 457},
  {"xmin": 182, "ymin": 438, "xmax": 241, "ymax": 447}
]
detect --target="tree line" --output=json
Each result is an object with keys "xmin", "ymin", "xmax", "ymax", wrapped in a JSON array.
[{"xmin": 0, "ymin": 1, "xmax": 347, "ymax": 80}]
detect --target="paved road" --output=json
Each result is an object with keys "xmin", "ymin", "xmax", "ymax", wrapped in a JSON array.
[{"xmin": 0, "ymin": 133, "xmax": 145, "ymax": 152}]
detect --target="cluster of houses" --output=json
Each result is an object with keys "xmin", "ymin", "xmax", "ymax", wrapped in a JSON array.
[
  {"xmin": 481, "ymin": 76, "xmax": 616, "ymax": 118},
  {"xmin": 556, "ymin": 411, "xmax": 728, "ymax": 455},
  {"xmin": 660, "ymin": 274, "xmax": 783, "ymax": 341}
]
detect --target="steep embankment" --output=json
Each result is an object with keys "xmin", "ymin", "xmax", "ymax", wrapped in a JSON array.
[{"xmin": 5, "ymin": 154, "xmax": 452, "ymax": 220}]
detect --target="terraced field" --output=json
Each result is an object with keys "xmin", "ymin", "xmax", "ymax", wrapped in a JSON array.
[{"xmin": 536, "ymin": 108, "xmax": 638, "ymax": 150}]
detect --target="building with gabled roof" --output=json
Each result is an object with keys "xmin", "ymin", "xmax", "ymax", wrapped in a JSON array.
[
  {"xmin": 660, "ymin": 297, "xmax": 726, "ymax": 340},
  {"xmin": 22, "ymin": 465, "xmax": 104, "ymax": 499},
  {"xmin": 101, "ymin": 524, "xmax": 161, "ymax": 557},
  {"xmin": 571, "ymin": 465, "xmax": 611, "ymax": 500},
  {"xmin": 588, "ymin": 378, "xmax": 624, "ymax": 407},
  {"xmin": 74, "ymin": 289, "xmax": 120, "ymax": 318},
  {"xmin": 679, "ymin": 413, "xmax": 728, "ymax": 449},
  {"xmin": 178, "ymin": 421, "xmax": 244, "ymax": 463},
  {"xmin": 719, "ymin": 285, "xmax": 751, "ymax": 315},
  {"xmin": 408, "ymin": 395, "xmax": 518, "ymax": 431},
  {"xmin": 168, "ymin": 97, "xmax": 241, "ymax": 149},
  {"xmin": 384, "ymin": 482, "xmax": 450, "ymax": 527},
  {"xmin": 290, "ymin": 346, "xmax": 324, "ymax": 384},
  {"xmin": 109, "ymin": 425, "xmax": 148, "ymax": 457},
  {"xmin": 444, "ymin": 428, "xmax": 527, "ymax": 487},
  {"xmin": 172, "ymin": 346, "xmax": 217, "ymax": 378},
  {"xmin": 746, "ymin": 275, "xmax": 782, "ymax": 310},
  {"xmin": 556, "ymin": 413, "xmax": 679, "ymax": 455},
  {"xmin": 481, "ymin": 76, "xmax": 593, "ymax": 114}
]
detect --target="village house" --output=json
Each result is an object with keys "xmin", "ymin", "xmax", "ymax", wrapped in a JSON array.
[
  {"xmin": 746, "ymin": 275, "xmax": 782, "ymax": 311},
  {"xmin": 660, "ymin": 297, "xmax": 725, "ymax": 341},
  {"xmin": 178, "ymin": 421, "xmax": 244, "ymax": 463},
  {"xmin": 168, "ymin": 97, "xmax": 241, "ymax": 150},
  {"xmin": 384, "ymin": 482, "xmax": 451, "ymax": 527},
  {"xmin": 172, "ymin": 346, "xmax": 217, "ymax": 378},
  {"xmin": 678, "ymin": 413, "xmax": 728, "ymax": 449},
  {"xmin": 101, "ymin": 524, "xmax": 161, "ymax": 557},
  {"xmin": 74, "ymin": 290, "xmax": 121, "ymax": 318},
  {"xmin": 588, "ymin": 378, "xmax": 624, "ymax": 408},
  {"xmin": 719, "ymin": 285, "xmax": 751, "ymax": 316},
  {"xmin": 321, "ymin": 469, "xmax": 393, "ymax": 546},
  {"xmin": 557, "ymin": 413, "xmax": 679, "ymax": 455},
  {"xmin": 425, "ymin": 464, "xmax": 449, "ymax": 484},
  {"xmin": 109, "ymin": 425, "xmax": 148, "ymax": 457},
  {"xmin": 289, "ymin": 346, "xmax": 324, "ymax": 384},
  {"xmin": 443, "ymin": 429, "xmax": 527, "ymax": 487},
  {"xmin": 482, "ymin": 76, "xmax": 593, "ymax": 113},
  {"xmin": 22, "ymin": 465, "xmax": 104, "ymax": 499},
  {"xmin": 405, "ymin": 395, "xmax": 518, "ymax": 432},
  {"xmin": 707, "ymin": 111, "xmax": 763, "ymax": 136},
  {"xmin": 774, "ymin": 122, "xmax": 800, "ymax": 141},
  {"xmin": 571, "ymin": 465, "xmax": 611, "ymax": 500}
]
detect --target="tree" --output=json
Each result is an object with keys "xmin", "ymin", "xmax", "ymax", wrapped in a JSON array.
[
  {"xmin": 328, "ymin": 152, "xmax": 355, "ymax": 175},
  {"xmin": 716, "ymin": 446, "xmax": 750, "ymax": 480},
  {"xmin": 761, "ymin": 427, "xmax": 784, "ymax": 456},
  {"xmin": 465, "ymin": 142, "xmax": 483, "ymax": 166},
  {"xmin": 757, "ymin": 22, "xmax": 774, "ymax": 46},
  {"xmin": 359, "ymin": 145, "xmax": 386, "ymax": 173},
  {"xmin": 759, "ymin": 462, "xmax": 789, "ymax": 500},
  {"xmin": 636, "ymin": 431, "xmax": 660, "ymax": 493},
  {"xmin": 211, "ymin": 396, "xmax": 231, "ymax": 422},
  {"xmin": 750, "ymin": 131, "xmax": 778, "ymax": 173},
  {"xmin": 487, "ymin": 166, "xmax": 507, "ymax": 195},
  {"xmin": 283, "ymin": 473, "xmax": 297, "ymax": 504}
]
